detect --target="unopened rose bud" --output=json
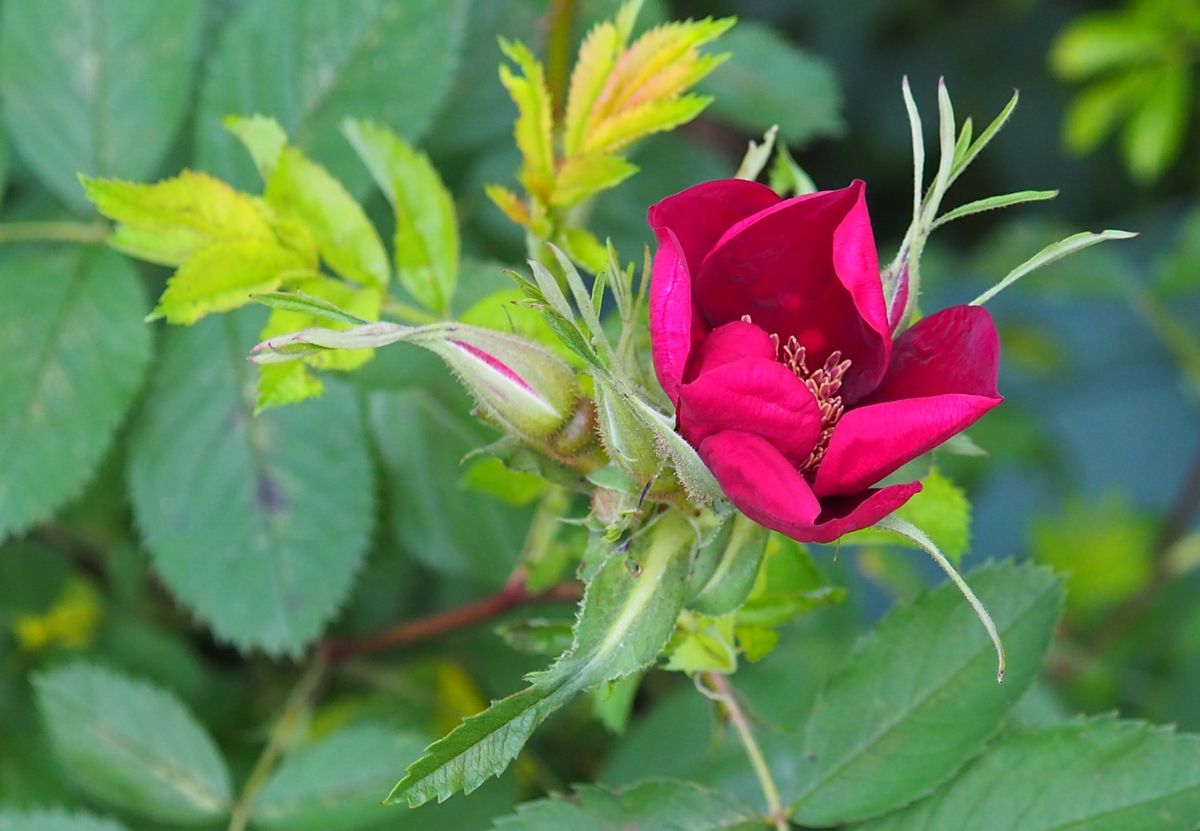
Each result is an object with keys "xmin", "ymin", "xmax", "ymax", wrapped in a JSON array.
[{"xmin": 420, "ymin": 326, "xmax": 581, "ymax": 442}]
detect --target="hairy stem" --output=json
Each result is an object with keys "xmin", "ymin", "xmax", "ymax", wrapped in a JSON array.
[
  {"xmin": 321, "ymin": 570, "xmax": 582, "ymax": 664},
  {"xmin": 0, "ymin": 220, "xmax": 108, "ymax": 245},
  {"xmin": 227, "ymin": 654, "xmax": 328, "ymax": 831},
  {"xmin": 703, "ymin": 673, "xmax": 790, "ymax": 831}
]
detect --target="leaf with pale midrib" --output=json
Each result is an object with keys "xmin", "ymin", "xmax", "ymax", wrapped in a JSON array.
[
  {"xmin": 0, "ymin": 0, "xmax": 203, "ymax": 210},
  {"xmin": 787, "ymin": 561, "xmax": 1063, "ymax": 827},
  {"xmin": 387, "ymin": 513, "xmax": 695, "ymax": 808},
  {"xmin": 0, "ymin": 248, "xmax": 150, "ymax": 541},
  {"xmin": 126, "ymin": 308, "xmax": 373, "ymax": 655},
  {"xmin": 34, "ymin": 662, "xmax": 230, "ymax": 826},
  {"xmin": 196, "ymin": 0, "xmax": 467, "ymax": 195},
  {"xmin": 860, "ymin": 716, "xmax": 1200, "ymax": 831}
]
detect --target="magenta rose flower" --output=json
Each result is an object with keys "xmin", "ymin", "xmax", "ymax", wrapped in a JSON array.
[{"xmin": 647, "ymin": 179, "xmax": 1002, "ymax": 543}]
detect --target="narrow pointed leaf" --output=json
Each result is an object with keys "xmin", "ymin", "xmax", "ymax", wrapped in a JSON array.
[
  {"xmin": 932, "ymin": 190, "xmax": 1058, "ymax": 229},
  {"xmin": 950, "ymin": 89, "xmax": 1018, "ymax": 183},
  {"xmin": 971, "ymin": 229, "xmax": 1137, "ymax": 306}
]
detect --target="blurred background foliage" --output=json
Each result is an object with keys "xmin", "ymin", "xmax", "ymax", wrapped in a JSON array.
[{"xmin": 0, "ymin": 0, "xmax": 1196, "ymax": 828}]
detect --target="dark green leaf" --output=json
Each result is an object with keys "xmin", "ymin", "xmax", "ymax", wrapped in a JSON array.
[
  {"xmin": 0, "ymin": 0, "xmax": 204, "ymax": 210},
  {"xmin": 251, "ymin": 726, "xmax": 427, "ymax": 831},
  {"xmin": 490, "ymin": 780, "xmax": 765, "ymax": 830},
  {"xmin": 387, "ymin": 512, "xmax": 696, "ymax": 807},
  {"xmin": 34, "ymin": 662, "xmax": 231, "ymax": 825},
  {"xmin": 861, "ymin": 717, "xmax": 1200, "ymax": 831},
  {"xmin": 370, "ymin": 388, "xmax": 529, "ymax": 587},
  {"xmin": 196, "ymin": 0, "xmax": 467, "ymax": 195},
  {"xmin": 0, "ymin": 248, "xmax": 150, "ymax": 540},
  {"xmin": 701, "ymin": 22, "xmax": 841, "ymax": 146},
  {"xmin": 127, "ymin": 309, "xmax": 374, "ymax": 655},
  {"xmin": 788, "ymin": 562, "xmax": 1063, "ymax": 826},
  {"xmin": 0, "ymin": 810, "xmax": 130, "ymax": 831}
]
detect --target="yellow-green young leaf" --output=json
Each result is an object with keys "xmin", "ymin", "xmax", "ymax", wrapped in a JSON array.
[
  {"xmin": 1121, "ymin": 60, "xmax": 1191, "ymax": 182},
  {"xmin": 561, "ymin": 227, "xmax": 611, "ymax": 275},
  {"xmin": 223, "ymin": 114, "xmax": 287, "ymax": 181},
  {"xmin": 579, "ymin": 16, "xmax": 732, "ymax": 154},
  {"xmin": 842, "ymin": 468, "xmax": 971, "ymax": 563},
  {"xmin": 265, "ymin": 146, "xmax": 389, "ymax": 289},
  {"xmin": 342, "ymin": 119, "xmax": 458, "ymax": 315},
  {"xmin": 551, "ymin": 153, "xmax": 638, "ymax": 207},
  {"xmin": 563, "ymin": 19, "xmax": 624, "ymax": 156},
  {"xmin": 485, "ymin": 184, "xmax": 533, "ymax": 228},
  {"xmin": 583, "ymin": 95, "xmax": 713, "ymax": 155},
  {"xmin": 152, "ymin": 241, "xmax": 311, "ymax": 324},
  {"xmin": 498, "ymin": 38, "xmax": 554, "ymax": 200},
  {"xmin": 255, "ymin": 276, "xmax": 382, "ymax": 410},
  {"xmin": 83, "ymin": 171, "xmax": 274, "ymax": 266}
]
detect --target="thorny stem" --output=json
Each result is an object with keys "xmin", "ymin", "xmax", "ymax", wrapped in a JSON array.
[
  {"xmin": 321, "ymin": 570, "xmax": 583, "ymax": 664},
  {"xmin": 702, "ymin": 673, "xmax": 790, "ymax": 831},
  {"xmin": 0, "ymin": 220, "xmax": 108, "ymax": 245},
  {"xmin": 227, "ymin": 654, "xmax": 328, "ymax": 831}
]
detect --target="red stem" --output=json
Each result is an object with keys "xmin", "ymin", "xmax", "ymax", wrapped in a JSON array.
[{"xmin": 321, "ymin": 572, "xmax": 582, "ymax": 664}]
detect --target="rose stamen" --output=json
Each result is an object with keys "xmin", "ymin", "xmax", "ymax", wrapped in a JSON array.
[{"xmin": 740, "ymin": 315, "xmax": 850, "ymax": 474}]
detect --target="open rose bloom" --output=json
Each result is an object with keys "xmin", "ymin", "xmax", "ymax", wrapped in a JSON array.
[{"xmin": 649, "ymin": 179, "xmax": 1002, "ymax": 543}]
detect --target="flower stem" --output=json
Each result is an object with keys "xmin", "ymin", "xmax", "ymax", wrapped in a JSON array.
[
  {"xmin": 227, "ymin": 654, "xmax": 328, "ymax": 831},
  {"xmin": 320, "ymin": 571, "xmax": 582, "ymax": 664},
  {"xmin": 702, "ymin": 673, "xmax": 790, "ymax": 831},
  {"xmin": 0, "ymin": 220, "xmax": 108, "ymax": 245}
]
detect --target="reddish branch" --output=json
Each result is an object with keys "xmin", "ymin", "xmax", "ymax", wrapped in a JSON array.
[{"xmin": 321, "ymin": 571, "xmax": 582, "ymax": 664}]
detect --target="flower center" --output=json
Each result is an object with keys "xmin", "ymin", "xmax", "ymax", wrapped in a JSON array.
[{"xmin": 741, "ymin": 315, "xmax": 851, "ymax": 473}]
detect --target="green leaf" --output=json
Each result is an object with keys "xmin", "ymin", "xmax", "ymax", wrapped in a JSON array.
[
  {"xmin": 251, "ymin": 290, "xmax": 372, "ymax": 327},
  {"xmin": 223, "ymin": 115, "xmax": 288, "ymax": 181},
  {"xmin": 0, "ymin": 810, "xmax": 130, "ymax": 831},
  {"xmin": 736, "ymin": 536, "xmax": 843, "ymax": 629},
  {"xmin": 196, "ymin": 0, "xmax": 467, "ymax": 195},
  {"xmin": 1063, "ymin": 75, "xmax": 1137, "ymax": 154},
  {"xmin": 767, "ymin": 141, "xmax": 816, "ymax": 197},
  {"xmin": 0, "ymin": 248, "xmax": 150, "ymax": 541},
  {"xmin": 842, "ymin": 468, "xmax": 972, "ymax": 564},
  {"xmin": 343, "ymin": 119, "xmax": 459, "ymax": 314},
  {"xmin": 932, "ymin": 190, "xmax": 1058, "ymax": 229},
  {"xmin": 490, "ymin": 779, "xmax": 764, "ymax": 830},
  {"xmin": 971, "ymin": 229, "xmax": 1137, "ymax": 306},
  {"xmin": 551, "ymin": 153, "xmax": 639, "ymax": 207},
  {"xmin": 1050, "ymin": 12, "xmax": 1165, "ymax": 81},
  {"xmin": 787, "ymin": 562, "xmax": 1063, "ymax": 826},
  {"xmin": 127, "ymin": 310, "xmax": 374, "ymax": 655},
  {"xmin": 702, "ymin": 22, "xmax": 841, "ymax": 145},
  {"xmin": 1121, "ymin": 60, "xmax": 1191, "ymax": 182},
  {"xmin": 265, "ymin": 147, "xmax": 390, "ymax": 290},
  {"xmin": 82, "ymin": 172, "xmax": 279, "ymax": 267},
  {"xmin": 734, "ymin": 126, "xmax": 778, "ymax": 182},
  {"xmin": 251, "ymin": 726, "xmax": 427, "ymax": 831},
  {"xmin": 150, "ymin": 240, "xmax": 312, "ymax": 325},
  {"xmin": 688, "ymin": 513, "xmax": 770, "ymax": 617},
  {"xmin": 387, "ymin": 511, "xmax": 696, "ymax": 807},
  {"xmin": 34, "ymin": 662, "xmax": 231, "ymax": 825},
  {"xmin": 370, "ymin": 389, "xmax": 530, "ymax": 586},
  {"xmin": 861, "ymin": 717, "xmax": 1200, "ymax": 831},
  {"xmin": 498, "ymin": 38, "xmax": 556, "ymax": 198},
  {"xmin": 0, "ymin": 0, "xmax": 204, "ymax": 210}
]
